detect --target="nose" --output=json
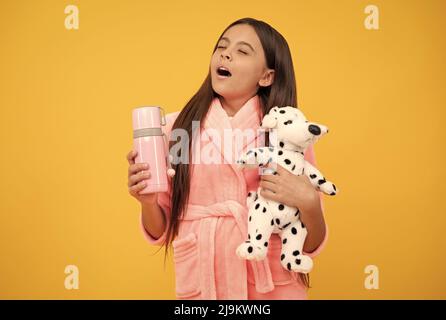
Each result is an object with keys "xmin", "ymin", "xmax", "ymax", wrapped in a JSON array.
[
  {"xmin": 221, "ymin": 53, "xmax": 230, "ymax": 60},
  {"xmin": 221, "ymin": 50, "xmax": 231, "ymax": 61},
  {"xmin": 308, "ymin": 124, "xmax": 321, "ymax": 135}
]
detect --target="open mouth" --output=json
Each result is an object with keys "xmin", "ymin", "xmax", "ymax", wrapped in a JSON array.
[{"xmin": 216, "ymin": 67, "xmax": 232, "ymax": 77}]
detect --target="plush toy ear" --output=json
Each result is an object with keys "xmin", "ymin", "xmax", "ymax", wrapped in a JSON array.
[{"xmin": 260, "ymin": 114, "xmax": 277, "ymax": 129}]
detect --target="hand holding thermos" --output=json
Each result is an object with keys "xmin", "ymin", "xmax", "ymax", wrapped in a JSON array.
[
  {"xmin": 127, "ymin": 106, "xmax": 175, "ymax": 204},
  {"xmin": 127, "ymin": 150, "xmax": 157, "ymax": 205}
]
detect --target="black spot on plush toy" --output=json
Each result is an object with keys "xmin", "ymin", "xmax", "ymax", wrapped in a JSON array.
[{"xmin": 235, "ymin": 106, "xmax": 338, "ymax": 274}]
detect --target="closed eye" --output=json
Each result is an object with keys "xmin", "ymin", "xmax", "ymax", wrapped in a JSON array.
[{"xmin": 216, "ymin": 46, "xmax": 248, "ymax": 55}]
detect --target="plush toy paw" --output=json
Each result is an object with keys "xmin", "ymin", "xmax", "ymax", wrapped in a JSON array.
[
  {"xmin": 236, "ymin": 150, "xmax": 260, "ymax": 169},
  {"xmin": 316, "ymin": 178, "xmax": 338, "ymax": 196},
  {"xmin": 305, "ymin": 163, "xmax": 339, "ymax": 196},
  {"xmin": 280, "ymin": 251, "xmax": 313, "ymax": 274},
  {"xmin": 237, "ymin": 147, "xmax": 273, "ymax": 169},
  {"xmin": 236, "ymin": 241, "xmax": 267, "ymax": 261}
]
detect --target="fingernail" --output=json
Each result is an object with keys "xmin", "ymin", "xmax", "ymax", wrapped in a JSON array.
[{"xmin": 144, "ymin": 163, "xmax": 149, "ymax": 168}]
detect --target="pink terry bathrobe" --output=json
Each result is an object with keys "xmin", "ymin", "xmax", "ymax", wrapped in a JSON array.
[{"xmin": 140, "ymin": 95, "xmax": 328, "ymax": 300}]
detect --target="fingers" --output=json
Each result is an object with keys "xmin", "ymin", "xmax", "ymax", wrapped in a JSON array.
[
  {"xmin": 260, "ymin": 188, "xmax": 280, "ymax": 202},
  {"xmin": 127, "ymin": 149, "xmax": 153, "ymax": 197},
  {"xmin": 127, "ymin": 149, "xmax": 137, "ymax": 165},
  {"xmin": 128, "ymin": 180, "xmax": 148, "ymax": 196},
  {"xmin": 128, "ymin": 162, "xmax": 149, "ymax": 176},
  {"xmin": 128, "ymin": 170, "xmax": 151, "ymax": 187},
  {"xmin": 259, "ymin": 180, "xmax": 277, "ymax": 193}
]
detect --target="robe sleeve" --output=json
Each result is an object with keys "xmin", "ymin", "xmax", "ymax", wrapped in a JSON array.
[
  {"xmin": 140, "ymin": 111, "xmax": 179, "ymax": 247},
  {"xmin": 302, "ymin": 144, "xmax": 329, "ymax": 259}
]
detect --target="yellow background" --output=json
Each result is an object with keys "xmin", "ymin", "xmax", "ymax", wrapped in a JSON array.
[{"xmin": 1, "ymin": 0, "xmax": 445, "ymax": 299}]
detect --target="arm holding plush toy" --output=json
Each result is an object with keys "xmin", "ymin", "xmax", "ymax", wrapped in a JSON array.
[
  {"xmin": 259, "ymin": 163, "xmax": 326, "ymax": 254},
  {"xmin": 236, "ymin": 146, "xmax": 327, "ymax": 254},
  {"xmin": 236, "ymin": 105, "xmax": 336, "ymax": 259}
]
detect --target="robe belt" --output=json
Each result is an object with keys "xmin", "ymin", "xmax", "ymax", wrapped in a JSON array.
[{"xmin": 182, "ymin": 200, "xmax": 275, "ymax": 299}]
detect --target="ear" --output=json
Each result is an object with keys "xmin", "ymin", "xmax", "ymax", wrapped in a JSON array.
[
  {"xmin": 260, "ymin": 114, "xmax": 277, "ymax": 129},
  {"xmin": 258, "ymin": 69, "xmax": 275, "ymax": 87}
]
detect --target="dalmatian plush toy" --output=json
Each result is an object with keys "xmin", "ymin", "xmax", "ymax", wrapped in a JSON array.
[{"xmin": 235, "ymin": 106, "xmax": 337, "ymax": 274}]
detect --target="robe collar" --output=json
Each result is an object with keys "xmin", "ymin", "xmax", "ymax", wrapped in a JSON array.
[
  {"xmin": 203, "ymin": 95, "xmax": 264, "ymax": 160},
  {"xmin": 205, "ymin": 95, "xmax": 263, "ymax": 131}
]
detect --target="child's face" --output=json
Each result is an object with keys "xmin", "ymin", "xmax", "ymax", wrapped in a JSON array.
[{"xmin": 210, "ymin": 24, "xmax": 274, "ymax": 100}]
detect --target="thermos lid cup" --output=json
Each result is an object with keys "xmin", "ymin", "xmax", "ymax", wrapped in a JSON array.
[{"xmin": 132, "ymin": 106, "xmax": 166, "ymax": 130}]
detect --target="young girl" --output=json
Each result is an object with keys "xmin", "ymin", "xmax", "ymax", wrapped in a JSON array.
[{"xmin": 127, "ymin": 17, "xmax": 327, "ymax": 300}]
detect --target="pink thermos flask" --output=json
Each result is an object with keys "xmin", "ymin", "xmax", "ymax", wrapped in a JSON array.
[{"xmin": 132, "ymin": 106, "xmax": 175, "ymax": 194}]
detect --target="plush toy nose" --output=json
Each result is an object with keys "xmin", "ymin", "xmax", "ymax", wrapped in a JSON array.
[{"xmin": 308, "ymin": 124, "xmax": 321, "ymax": 135}]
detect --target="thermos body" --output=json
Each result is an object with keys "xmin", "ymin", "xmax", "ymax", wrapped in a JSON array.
[{"xmin": 132, "ymin": 106, "xmax": 168, "ymax": 194}]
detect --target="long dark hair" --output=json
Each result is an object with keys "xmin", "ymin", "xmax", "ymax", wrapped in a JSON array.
[{"xmin": 158, "ymin": 17, "xmax": 311, "ymax": 288}]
